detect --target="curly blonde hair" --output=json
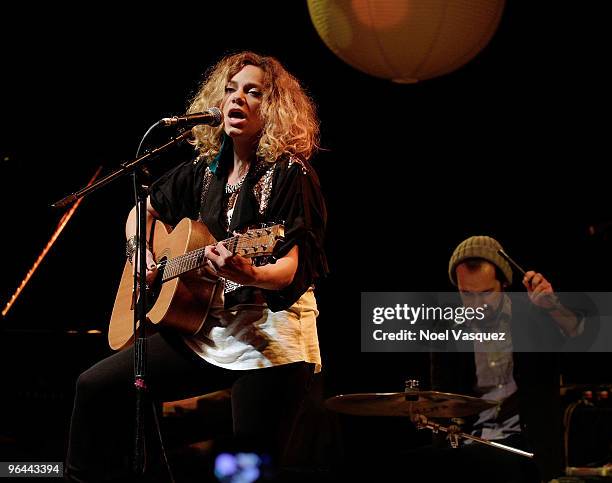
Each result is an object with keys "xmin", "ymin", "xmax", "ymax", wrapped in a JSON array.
[{"xmin": 188, "ymin": 51, "xmax": 319, "ymax": 163}]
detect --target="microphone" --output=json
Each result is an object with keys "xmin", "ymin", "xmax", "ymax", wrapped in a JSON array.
[{"xmin": 160, "ymin": 107, "xmax": 223, "ymax": 127}]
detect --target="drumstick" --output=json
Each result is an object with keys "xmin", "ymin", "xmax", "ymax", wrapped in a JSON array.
[{"xmin": 497, "ymin": 249, "xmax": 527, "ymax": 277}]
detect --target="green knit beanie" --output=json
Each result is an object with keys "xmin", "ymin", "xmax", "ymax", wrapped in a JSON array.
[{"xmin": 448, "ymin": 235, "xmax": 513, "ymax": 286}]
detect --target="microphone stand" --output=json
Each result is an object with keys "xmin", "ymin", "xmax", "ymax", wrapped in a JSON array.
[
  {"xmin": 52, "ymin": 127, "xmax": 193, "ymax": 478},
  {"xmin": 52, "ymin": 129, "xmax": 193, "ymax": 209},
  {"xmin": 132, "ymin": 172, "xmax": 150, "ymax": 477}
]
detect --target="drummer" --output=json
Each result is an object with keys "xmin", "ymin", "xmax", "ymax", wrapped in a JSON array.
[{"xmin": 427, "ymin": 235, "xmax": 585, "ymax": 482}]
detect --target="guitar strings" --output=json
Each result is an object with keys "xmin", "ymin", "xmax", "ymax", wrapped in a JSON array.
[
  {"xmin": 156, "ymin": 240, "xmax": 262, "ymax": 271},
  {"xmin": 155, "ymin": 235, "xmax": 238, "ymax": 269},
  {"xmin": 154, "ymin": 232, "xmax": 275, "ymax": 275}
]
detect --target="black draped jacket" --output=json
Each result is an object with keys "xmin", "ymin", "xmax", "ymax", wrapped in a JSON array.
[{"xmin": 149, "ymin": 141, "xmax": 328, "ymax": 312}]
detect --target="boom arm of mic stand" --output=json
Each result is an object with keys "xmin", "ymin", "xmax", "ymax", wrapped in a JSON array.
[{"xmin": 51, "ymin": 129, "xmax": 193, "ymax": 208}]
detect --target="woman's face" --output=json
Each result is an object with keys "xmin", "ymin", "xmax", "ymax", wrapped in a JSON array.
[{"xmin": 221, "ymin": 64, "xmax": 265, "ymax": 144}]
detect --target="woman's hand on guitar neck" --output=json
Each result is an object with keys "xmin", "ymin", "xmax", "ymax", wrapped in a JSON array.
[
  {"xmin": 204, "ymin": 242, "xmax": 256, "ymax": 286},
  {"xmin": 205, "ymin": 242, "xmax": 298, "ymax": 290}
]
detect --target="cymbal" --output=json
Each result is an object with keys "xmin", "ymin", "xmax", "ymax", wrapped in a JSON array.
[{"xmin": 325, "ymin": 391, "xmax": 498, "ymax": 418}]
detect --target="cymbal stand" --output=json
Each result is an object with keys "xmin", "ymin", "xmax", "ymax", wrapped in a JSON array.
[{"xmin": 410, "ymin": 413, "xmax": 534, "ymax": 459}]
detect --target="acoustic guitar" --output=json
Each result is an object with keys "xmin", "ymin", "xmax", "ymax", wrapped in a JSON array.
[{"xmin": 108, "ymin": 218, "xmax": 284, "ymax": 350}]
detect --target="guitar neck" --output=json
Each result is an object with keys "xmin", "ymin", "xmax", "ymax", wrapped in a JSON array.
[{"xmin": 160, "ymin": 235, "xmax": 240, "ymax": 282}]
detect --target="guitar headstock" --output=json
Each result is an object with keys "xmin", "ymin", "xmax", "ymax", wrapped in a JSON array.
[{"xmin": 233, "ymin": 224, "xmax": 285, "ymax": 258}]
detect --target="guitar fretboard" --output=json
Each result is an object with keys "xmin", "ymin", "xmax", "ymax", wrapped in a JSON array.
[{"xmin": 160, "ymin": 236, "xmax": 240, "ymax": 282}]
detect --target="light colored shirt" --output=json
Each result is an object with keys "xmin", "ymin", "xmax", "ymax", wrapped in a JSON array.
[{"xmin": 183, "ymin": 284, "xmax": 322, "ymax": 373}]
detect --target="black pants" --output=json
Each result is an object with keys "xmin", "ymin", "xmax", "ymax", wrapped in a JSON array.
[{"xmin": 64, "ymin": 331, "xmax": 315, "ymax": 482}]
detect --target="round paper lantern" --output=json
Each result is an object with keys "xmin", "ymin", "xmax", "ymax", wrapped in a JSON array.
[{"xmin": 307, "ymin": 0, "xmax": 506, "ymax": 83}]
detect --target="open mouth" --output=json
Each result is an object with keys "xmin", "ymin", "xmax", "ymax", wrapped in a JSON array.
[{"xmin": 228, "ymin": 109, "xmax": 246, "ymax": 120}]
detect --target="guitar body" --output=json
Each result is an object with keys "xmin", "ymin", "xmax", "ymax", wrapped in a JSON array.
[{"xmin": 108, "ymin": 218, "xmax": 220, "ymax": 351}]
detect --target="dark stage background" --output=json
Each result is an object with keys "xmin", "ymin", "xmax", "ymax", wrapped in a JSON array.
[{"xmin": 1, "ymin": 0, "xmax": 611, "ymax": 469}]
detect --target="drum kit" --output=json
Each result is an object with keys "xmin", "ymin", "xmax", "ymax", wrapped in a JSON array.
[{"xmin": 325, "ymin": 379, "xmax": 534, "ymax": 459}]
